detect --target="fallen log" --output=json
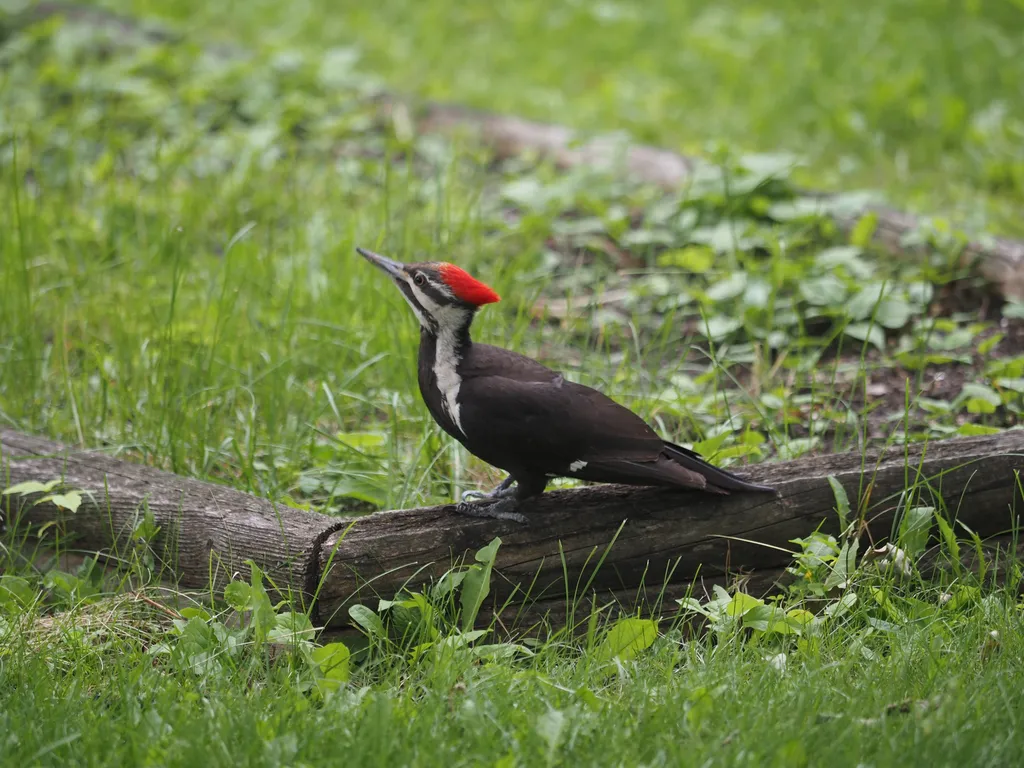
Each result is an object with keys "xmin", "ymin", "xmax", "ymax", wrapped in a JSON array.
[
  {"xmin": 0, "ymin": 429, "xmax": 337, "ymax": 610},
  {"xmin": 4, "ymin": 428, "xmax": 1023, "ymax": 631}
]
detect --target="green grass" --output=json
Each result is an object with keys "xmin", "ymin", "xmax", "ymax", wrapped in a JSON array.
[
  {"xmin": 88, "ymin": 0, "xmax": 1024, "ymax": 236},
  {"xmin": 3, "ymin": 595, "xmax": 1023, "ymax": 767},
  {"xmin": 3, "ymin": 3, "xmax": 1024, "ymax": 765},
  {"xmin": 2, "ymin": 531, "xmax": 1023, "ymax": 767}
]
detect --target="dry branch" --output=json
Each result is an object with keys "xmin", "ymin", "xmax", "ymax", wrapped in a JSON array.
[{"xmin": 4, "ymin": 428, "xmax": 1023, "ymax": 630}]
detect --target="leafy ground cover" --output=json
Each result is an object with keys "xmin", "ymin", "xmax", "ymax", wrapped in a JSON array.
[
  {"xmin": 2, "ymin": 4, "xmax": 1024, "ymax": 766},
  {"xmin": 59, "ymin": 0, "xmax": 1024, "ymax": 236}
]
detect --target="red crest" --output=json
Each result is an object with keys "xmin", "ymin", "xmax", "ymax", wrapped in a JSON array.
[{"xmin": 438, "ymin": 263, "xmax": 501, "ymax": 306}]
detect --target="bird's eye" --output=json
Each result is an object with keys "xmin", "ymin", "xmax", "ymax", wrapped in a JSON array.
[{"xmin": 413, "ymin": 274, "xmax": 426, "ymax": 286}]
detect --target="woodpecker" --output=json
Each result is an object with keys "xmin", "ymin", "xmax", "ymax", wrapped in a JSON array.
[{"xmin": 357, "ymin": 247, "xmax": 774, "ymax": 523}]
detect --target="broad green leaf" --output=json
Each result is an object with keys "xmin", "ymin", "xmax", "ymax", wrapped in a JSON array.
[
  {"xmin": 1002, "ymin": 301, "xmax": 1024, "ymax": 319},
  {"xmin": 957, "ymin": 423, "xmax": 1002, "ymax": 436},
  {"xmin": 768, "ymin": 198, "xmax": 828, "ymax": 222},
  {"xmin": 690, "ymin": 431, "xmax": 730, "ymax": 457},
  {"xmin": 958, "ymin": 383, "xmax": 1001, "ymax": 414},
  {"xmin": 469, "ymin": 643, "xmax": 535, "ymax": 661},
  {"xmin": 898, "ymin": 506, "xmax": 935, "ymax": 558},
  {"xmin": 824, "ymin": 590, "xmax": 858, "ymax": 619},
  {"xmin": 690, "ymin": 221, "xmax": 765, "ymax": 253},
  {"xmin": 685, "ymin": 686, "xmax": 717, "ymax": 730},
  {"xmin": 594, "ymin": 617, "xmax": 659, "ymax": 663},
  {"xmin": 224, "ymin": 581, "xmax": 252, "ymax": 611},
  {"xmin": 575, "ymin": 687, "xmax": 603, "ymax": 711},
  {"xmin": 710, "ymin": 443, "xmax": 763, "ymax": 461},
  {"xmin": 875, "ymin": 296, "xmax": 914, "ymax": 329},
  {"xmin": 389, "ymin": 593, "xmax": 436, "ymax": 643},
  {"xmin": 987, "ymin": 357, "xmax": 1024, "ymax": 378},
  {"xmin": 943, "ymin": 585, "xmax": 980, "ymax": 611},
  {"xmin": 432, "ymin": 568, "xmax": 468, "ymax": 599},
  {"xmin": 849, "ymin": 211, "xmax": 878, "ymax": 248},
  {"xmin": 438, "ymin": 629, "xmax": 488, "ymax": 649},
  {"xmin": 0, "ymin": 575, "xmax": 36, "ymax": 611},
  {"xmin": 726, "ymin": 591, "xmax": 763, "ymax": 617},
  {"xmin": 775, "ymin": 437, "xmax": 821, "ymax": 460},
  {"xmin": 824, "ymin": 539, "xmax": 859, "ymax": 590},
  {"xmin": 827, "ymin": 476, "xmax": 851, "ymax": 533},
  {"xmin": 966, "ymin": 398, "xmax": 997, "ymax": 414},
  {"xmin": 460, "ymin": 537, "xmax": 501, "ymax": 631},
  {"xmin": 742, "ymin": 278, "xmax": 772, "ymax": 309},
  {"xmin": 658, "ymin": 245, "xmax": 714, "ymax": 273},
  {"xmin": 995, "ymin": 378, "xmax": 1024, "ymax": 393},
  {"xmin": 348, "ymin": 604, "xmax": 386, "ymax": 639},
  {"xmin": 676, "ymin": 597, "xmax": 711, "ymax": 617},
  {"xmin": 702, "ymin": 316, "xmax": 743, "ymax": 340},
  {"xmin": 43, "ymin": 491, "xmax": 82, "ymax": 513},
  {"xmin": 844, "ymin": 322, "xmax": 886, "ymax": 350},
  {"xmin": 268, "ymin": 611, "xmax": 315, "ymax": 644},
  {"xmin": 312, "ymin": 641, "xmax": 351, "ymax": 695},
  {"xmin": 906, "ymin": 281, "xmax": 934, "ymax": 306},
  {"xmin": 620, "ymin": 227, "xmax": 675, "ymax": 247},
  {"xmin": 705, "ymin": 272, "xmax": 747, "ymax": 302},
  {"xmin": 847, "ymin": 283, "xmax": 887, "ymax": 320},
  {"xmin": 934, "ymin": 513, "xmax": 960, "ymax": 564},
  {"xmin": 742, "ymin": 604, "xmax": 785, "ymax": 632},
  {"xmin": 738, "ymin": 151, "xmax": 799, "ymax": 183},
  {"xmin": 816, "ymin": 245, "xmax": 873, "ymax": 280},
  {"xmin": 334, "ymin": 431, "xmax": 387, "ymax": 451},
  {"xmin": 246, "ymin": 561, "xmax": 276, "ymax": 644},
  {"xmin": 800, "ymin": 275, "xmax": 847, "ymax": 306},
  {"xmin": 869, "ymin": 586, "xmax": 905, "ymax": 622},
  {"xmin": 785, "ymin": 609, "xmax": 816, "ymax": 632},
  {"xmin": 2, "ymin": 480, "xmax": 59, "ymax": 496}
]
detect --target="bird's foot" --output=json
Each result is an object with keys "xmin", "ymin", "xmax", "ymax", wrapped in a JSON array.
[
  {"xmin": 460, "ymin": 476, "xmax": 516, "ymax": 503},
  {"xmin": 454, "ymin": 496, "xmax": 528, "ymax": 524}
]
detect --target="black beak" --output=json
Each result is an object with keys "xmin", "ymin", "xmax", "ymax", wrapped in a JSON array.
[{"xmin": 356, "ymin": 247, "xmax": 405, "ymax": 279}]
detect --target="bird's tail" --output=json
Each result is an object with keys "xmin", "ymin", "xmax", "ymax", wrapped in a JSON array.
[{"xmin": 662, "ymin": 441, "xmax": 775, "ymax": 493}]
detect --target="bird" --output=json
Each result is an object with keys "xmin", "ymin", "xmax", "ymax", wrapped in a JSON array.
[{"xmin": 357, "ymin": 247, "xmax": 775, "ymax": 523}]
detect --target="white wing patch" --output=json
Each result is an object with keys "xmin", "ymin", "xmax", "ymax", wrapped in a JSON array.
[{"xmin": 569, "ymin": 459, "xmax": 588, "ymax": 472}]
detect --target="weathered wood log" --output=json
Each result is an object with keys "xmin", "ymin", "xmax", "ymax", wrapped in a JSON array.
[
  {"xmin": 5, "ymin": 428, "xmax": 1023, "ymax": 631},
  {"xmin": 314, "ymin": 429, "xmax": 1024, "ymax": 628},
  {"xmin": 0, "ymin": 429, "xmax": 338, "ymax": 609}
]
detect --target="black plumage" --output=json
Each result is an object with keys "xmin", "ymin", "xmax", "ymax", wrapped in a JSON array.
[{"xmin": 358, "ymin": 247, "xmax": 774, "ymax": 522}]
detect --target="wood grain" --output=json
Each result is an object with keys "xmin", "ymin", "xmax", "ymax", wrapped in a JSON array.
[
  {"xmin": 5, "ymin": 429, "xmax": 1022, "ymax": 629},
  {"xmin": 1, "ymin": 430, "xmax": 338, "ymax": 608}
]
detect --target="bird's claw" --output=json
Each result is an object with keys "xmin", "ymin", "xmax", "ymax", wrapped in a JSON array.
[
  {"xmin": 455, "ymin": 499, "xmax": 528, "ymax": 525},
  {"xmin": 459, "ymin": 477, "xmax": 517, "ymax": 503}
]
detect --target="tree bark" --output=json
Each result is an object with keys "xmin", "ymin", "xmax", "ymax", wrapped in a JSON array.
[
  {"xmin": 0, "ymin": 429, "xmax": 338, "ymax": 609},
  {"xmin": 5, "ymin": 428, "xmax": 1022, "ymax": 630}
]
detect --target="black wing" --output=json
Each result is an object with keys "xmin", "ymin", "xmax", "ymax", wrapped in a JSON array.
[
  {"xmin": 456, "ymin": 373, "xmax": 714, "ymax": 489},
  {"xmin": 457, "ymin": 349, "xmax": 773, "ymax": 493}
]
